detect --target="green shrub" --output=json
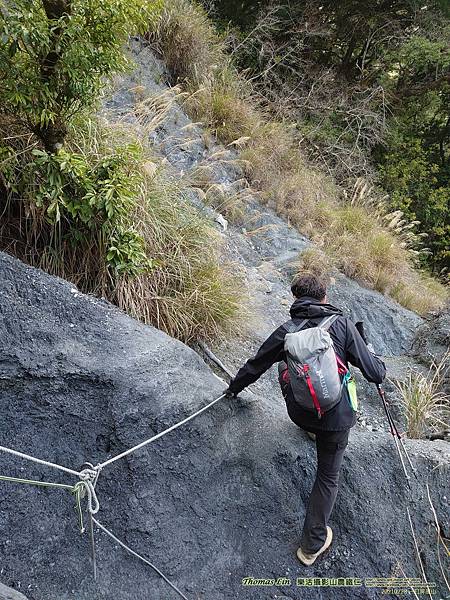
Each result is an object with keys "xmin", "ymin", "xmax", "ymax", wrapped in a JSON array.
[
  {"xmin": 33, "ymin": 144, "xmax": 151, "ymax": 276},
  {"xmin": 1, "ymin": 117, "xmax": 151, "ymax": 287},
  {"xmin": 0, "ymin": 0, "xmax": 162, "ymax": 151}
]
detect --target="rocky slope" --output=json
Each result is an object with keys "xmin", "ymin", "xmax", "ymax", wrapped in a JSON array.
[
  {"xmin": 103, "ymin": 39, "xmax": 425, "ymax": 433},
  {"xmin": 0, "ymin": 37, "xmax": 448, "ymax": 600},
  {"xmin": 0, "ymin": 251, "xmax": 449, "ymax": 600}
]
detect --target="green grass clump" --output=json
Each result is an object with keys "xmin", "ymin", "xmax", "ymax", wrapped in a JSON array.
[
  {"xmin": 115, "ymin": 173, "xmax": 245, "ymax": 342},
  {"xmin": 392, "ymin": 351, "xmax": 450, "ymax": 439},
  {"xmin": 147, "ymin": 0, "xmax": 224, "ymax": 88}
]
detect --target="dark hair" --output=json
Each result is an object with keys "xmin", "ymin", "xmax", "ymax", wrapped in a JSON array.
[{"xmin": 291, "ymin": 273, "xmax": 327, "ymax": 300}]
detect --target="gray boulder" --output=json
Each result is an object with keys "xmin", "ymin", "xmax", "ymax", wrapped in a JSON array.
[
  {"xmin": 412, "ymin": 309, "xmax": 450, "ymax": 366},
  {"xmin": 0, "ymin": 583, "xmax": 29, "ymax": 600},
  {"xmin": 0, "ymin": 252, "xmax": 448, "ymax": 600}
]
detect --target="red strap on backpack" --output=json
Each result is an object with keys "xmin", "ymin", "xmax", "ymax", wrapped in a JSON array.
[
  {"xmin": 303, "ymin": 364, "xmax": 323, "ymax": 419},
  {"xmin": 336, "ymin": 354, "xmax": 348, "ymax": 376}
]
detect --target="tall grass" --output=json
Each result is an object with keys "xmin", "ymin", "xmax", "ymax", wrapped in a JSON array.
[
  {"xmin": 146, "ymin": 0, "xmax": 224, "ymax": 88},
  {"xmin": 114, "ymin": 173, "xmax": 245, "ymax": 342},
  {"xmin": 0, "ymin": 113, "xmax": 244, "ymax": 343},
  {"xmin": 148, "ymin": 0, "xmax": 448, "ymax": 315},
  {"xmin": 392, "ymin": 350, "xmax": 450, "ymax": 439}
]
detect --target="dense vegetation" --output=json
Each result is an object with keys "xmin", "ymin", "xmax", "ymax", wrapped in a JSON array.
[
  {"xmin": 149, "ymin": 0, "xmax": 447, "ymax": 313},
  {"xmin": 205, "ymin": 0, "xmax": 450, "ymax": 275},
  {"xmin": 0, "ymin": 0, "xmax": 446, "ymax": 345},
  {"xmin": 0, "ymin": 0, "xmax": 242, "ymax": 342}
]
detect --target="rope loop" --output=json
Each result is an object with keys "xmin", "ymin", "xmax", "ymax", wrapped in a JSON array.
[
  {"xmin": 0, "ymin": 392, "xmax": 228, "ymax": 598},
  {"xmin": 75, "ymin": 466, "xmax": 101, "ymax": 523}
]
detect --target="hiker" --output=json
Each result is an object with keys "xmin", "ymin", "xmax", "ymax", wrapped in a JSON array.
[{"xmin": 224, "ymin": 273, "xmax": 386, "ymax": 566}]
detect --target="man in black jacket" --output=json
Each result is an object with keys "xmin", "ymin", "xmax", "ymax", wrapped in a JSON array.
[{"xmin": 225, "ymin": 273, "xmax": 386, "ymax": 565}]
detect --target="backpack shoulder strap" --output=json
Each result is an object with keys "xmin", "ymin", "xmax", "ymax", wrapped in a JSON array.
[
  {"xmin": 286, "ymin": 314, "xmax": 339, "ymax": 334},
  {"xmin": 318, "ymin": 314, "xmax": 339, "ymax": 330},
  {"xmin": 285, "ymin": 318, "xmax": 309, "ymax": 334}
]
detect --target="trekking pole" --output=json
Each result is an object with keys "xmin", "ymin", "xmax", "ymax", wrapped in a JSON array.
[
  {"xmin": 378, "ymin": 386, "xmax": 417, "ymax": 477},
  {"xmin": 376, "ymin": 385, "xmax": 417, "ymax": 481},
  {"xmin": 376, "ymin": 385, "xmax": 439, "ymax": 598}
]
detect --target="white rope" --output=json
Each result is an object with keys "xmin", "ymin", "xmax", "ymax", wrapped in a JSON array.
[
  {"xmin": 92, "ymin": 518, "xmax": 190, "ymax": 600},
  {"xmin": 406, "ymin": 505, "xmax": 433, "ymax": 600},
  {"xmin": 96, "ymin": 393, "xmax": 226, "ymax": 470},
  {"xmin": 74, "ymin": 480, "xmax": 100, "ymax": 516},
  {"xmin": 0, "ymin": 444, "xmax": 81, "ymax": 477},
  {"xmin": 199, "ymin": 342, "xmax": 234, "ymax": 379},
  {"xmin": 425, "ymin": 482, "xmax": 450, "ymax": 591},
  {"xmin": 0, "ymin": 392, "xmax": 227, "ymax": 599}
]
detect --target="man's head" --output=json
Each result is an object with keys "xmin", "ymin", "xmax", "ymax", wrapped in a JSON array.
[{"xmin": 291, "ymin": 273, "xmax": 327, "ymax": 302}]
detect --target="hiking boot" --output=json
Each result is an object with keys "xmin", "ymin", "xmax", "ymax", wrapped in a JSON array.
[
  {"xmin": 306, "ymin": 431, "xmax": 316, "ymax": 441},
  {"xmin": 296, "ymin": 526, "xmax": 333, "ymax": 566}
]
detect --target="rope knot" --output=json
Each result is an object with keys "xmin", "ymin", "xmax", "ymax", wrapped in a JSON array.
[
  {"xmin": 74, "ymin": 463, "xmax": 101, "ymax": 533},
  {"xmin": 79, "ymin": 468, "xmax": 98, "ymax": 483}
]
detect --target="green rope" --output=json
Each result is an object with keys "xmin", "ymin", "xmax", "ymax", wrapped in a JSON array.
[
  {"xmin": 0, "ymin": 474, "xmax": 75, "ymax": 491},
  {"xmin": 73, "ymin": 482, "xmax": 86, "ymax": 533},
  {"xmin": 0, "ymin": 474, "xmax": 87, "ymax": 533}
]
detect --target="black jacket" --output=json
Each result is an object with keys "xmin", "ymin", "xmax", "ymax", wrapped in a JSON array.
[{"xmin": 229, "ymin": 297, "xmax": 387, "ymax": 431}]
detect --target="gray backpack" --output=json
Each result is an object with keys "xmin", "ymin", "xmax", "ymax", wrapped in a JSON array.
[{"xmin": 284, "ymin": 315, "xmax": 342, "ymax": 418}]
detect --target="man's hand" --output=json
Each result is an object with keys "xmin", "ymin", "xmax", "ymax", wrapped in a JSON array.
[{"xmin": 223, "ymin": 387, "xmax": 238, "ymax": 399}]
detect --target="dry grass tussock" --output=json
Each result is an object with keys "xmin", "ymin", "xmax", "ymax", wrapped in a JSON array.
[
  {"xmin": 392, "ymin": 349, "xmax": 450, "ymax": 439},
  {"xmin": 147, "ymin": 1, "xmax": 448, "ymax": 314},
  {"xmin": 243, "ymin": 126, "xmax": 447, "ymax": 313},
  {"xmin": 0, "ymin": 102, "xmax": 245, "ymax": 343},
  {"xmin": 188, "ymin": 164, "xmax": 251, "ymax": 224},
  {"xmin": 146, "ymin": 0, "xmax": 224, "ymax": 88},
  {"xmin": 113, "ymin": 169, "xmax": 246, "ymax": 343}
]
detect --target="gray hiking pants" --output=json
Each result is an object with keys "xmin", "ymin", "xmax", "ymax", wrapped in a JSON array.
[{"xmin": 300, "ymin": 429, "xmax": 349, "ymax": 553}]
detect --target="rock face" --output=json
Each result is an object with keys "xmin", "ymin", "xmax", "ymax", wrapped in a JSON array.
[
  {"xmin": 0, "ymin": 252, "xmax": 449, "ymax": 600},
  {"xmin": 103, "ymin": 39, "xmax": 423, "ymax": 359},
  {"xmin": 101, "ymin": 38, "xmax": 430, "ymax": 438},
  {"xmin": 412, "ymin": 310, "xmax": 450, "ymax": 366}
]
